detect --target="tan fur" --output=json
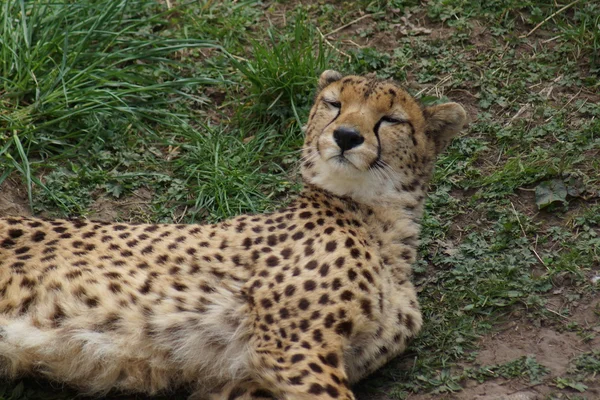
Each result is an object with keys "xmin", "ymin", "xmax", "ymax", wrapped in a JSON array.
[{"xmin": 0, "ymin": 72, "xmax": 466, "ymax": 399}]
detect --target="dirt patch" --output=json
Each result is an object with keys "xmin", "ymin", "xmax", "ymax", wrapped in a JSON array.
[
  {"xmin": 356, "ymin": 300, "xmax": 600, "ymax": 400},
  {"xmin": 0, "ymin": 177, "xmax": 32, "ymax": 218},
  {"xmin": 476, "ymin": 326, "xmax": 598, "ymax": 376},
  {"xmin": 87, "ymin": 188, "xmax": 154, "ymax": 222},
  {"xmin": 0, "ymin": 175, "xmax": 154, "ymax": 222}
]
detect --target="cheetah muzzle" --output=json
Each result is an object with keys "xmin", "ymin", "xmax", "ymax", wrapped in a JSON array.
[{"xmin": 0, "ymin": 71, "xmax": 467, "ymax": 400}]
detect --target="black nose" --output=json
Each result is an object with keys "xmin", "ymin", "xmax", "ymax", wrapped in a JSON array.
[{"xmin": 333, "ymin": 127, "xmax": 364, "ymax": 152}]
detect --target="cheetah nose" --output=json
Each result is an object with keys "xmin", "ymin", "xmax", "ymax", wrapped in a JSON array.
[{"xmin": 333, "ymin": 127, "xmax": 364, "ymax": 152}]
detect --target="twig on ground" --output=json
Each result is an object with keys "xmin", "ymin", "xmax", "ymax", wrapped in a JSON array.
[
  {"xmin": 343, "ymin": 39, "xmax": 364, "ymax": 49},
  {"xmin": 510, "ymin": 201, "xmax": 528, "ymax": 238},
  {"xmin": 324, "ymin": 12, "xmax": 384, "ymax": 38},
  {"xmin": 316, "ymin": 28, "xmax": 351, "ymax": 61},
  {"xmin": 415, "ymin": 74, "xmax": 452, "ymax": 97},
  {"xmin": 546, "ymin": 306, "xmax": 570, "ymax": 320},
  {"xmin": 531, "ymin": 247, "xmax": 550, "ymax": 271},
  {"xmin": 505, "ymin": 103, "xmax": 530, "ymax": 126},
  {"xmin": 520, "ymin": 0, "xmax": 581, "ymax": 38}
]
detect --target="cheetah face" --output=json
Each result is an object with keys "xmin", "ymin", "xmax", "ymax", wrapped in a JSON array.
[{"xmin": 301, "ymin": 70, "xmax": 467, "ymax": 204}]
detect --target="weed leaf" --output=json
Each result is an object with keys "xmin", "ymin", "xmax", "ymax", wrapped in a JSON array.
[
  {"xmin": 535, "ymin": 179, "xmax": 567, "ymax": 209},
  {"xmin": 555, "ymin": 377, "xmax": 588, "ymax": 392}
]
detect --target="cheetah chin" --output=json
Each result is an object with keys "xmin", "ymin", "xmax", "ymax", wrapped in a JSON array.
[{"xmin": 0, "ymin": 70, "xmax": 466, "ymax": 400}]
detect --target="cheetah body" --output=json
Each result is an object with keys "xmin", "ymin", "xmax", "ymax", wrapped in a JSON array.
[{"xmin": 0, "ymin": 71, "xmax": 466, "ymax": 400}]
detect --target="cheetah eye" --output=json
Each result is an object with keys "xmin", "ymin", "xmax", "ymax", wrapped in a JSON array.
[
  {"xmin": 323, "ymin": 99, "xmax": 341, "ymax": 109},
  {"xmin": 380, "ymin": 116, "xmax": 406, "ymax": 125}
]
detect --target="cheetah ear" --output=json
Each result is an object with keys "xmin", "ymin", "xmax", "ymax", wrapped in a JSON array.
[
  {"xmin": 423, "ymin": 102, "xmax": 467, "ymax": 154},
  {"xmin": 318, "ymin": 70, "xmax": 342, "ymax": 90}
]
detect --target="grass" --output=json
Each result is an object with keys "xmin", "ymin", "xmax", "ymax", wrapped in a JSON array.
[
  {"xmin": 0, "ymin": 0, "xmax": 219, "ymax": 209},
  {"xmin": 1, "ymin": 0, "xmax": 600, "ymax": 399},
  {"xmin": 231, "ymin": 10, "xmax": 334, "ymax": 126}
]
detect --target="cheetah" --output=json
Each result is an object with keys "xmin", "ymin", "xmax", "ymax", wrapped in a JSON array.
[{"xmin": 0, "ymin": 70, "xmax": 466, "ymax": 400}]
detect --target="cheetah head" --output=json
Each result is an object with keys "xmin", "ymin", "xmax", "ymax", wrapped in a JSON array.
[{"xmin": 301, "ymin": 70, "xmax": 467, "ymax": 204}]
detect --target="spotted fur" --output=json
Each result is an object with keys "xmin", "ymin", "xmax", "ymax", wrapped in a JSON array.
[{"xmin": 0, "ymin": 71, "xmax": 466, "ymax": 400}]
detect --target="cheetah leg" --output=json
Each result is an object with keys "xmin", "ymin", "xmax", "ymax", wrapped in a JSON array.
[
  {"xmin": 204, "ymin": 381, "xmax": 277, "ymax": 400},
  {"xmin": 251, "ymin": 349, "xmax": 356, "ymax": 400},
  {"xmin": 203, "ymin": 376, "xmax": 355, "ymax": 400}
]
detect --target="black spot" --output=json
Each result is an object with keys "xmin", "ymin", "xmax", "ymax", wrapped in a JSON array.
[
  {"xmin": 32, "ymin": 231, "xmax": 46, "ymax": 242},
  {"xmin": 324, "ymin": 313, "xmax": 336, "ymax": 328},
  {"xmin": 299, "ymin": 211, "xmax": 312, "ymax": 219},
  {"xmin": 323, "ymin": 352, "xmax": 339, "ymax": 367},
  {"xmin": 299, "ymin": 319, "xmax": 310, "ymax": 331},
  {"xmin": 284, "ymin": 285, "xmax": 296, "ymax": 297},
  {"xmin": 347, "ymin": 269, "xmax": 357, "ymax": 281},
  {"xmin": 290, "ymin": 354, "xmax": 305, "ymax": 363},
  {"xmin": 20, "ymin": 276, "xmax": 36, "ymax": 288},
  {"xmin": 108, "ymin": 282, "xmax": 122, "ymax": 293},
  {"xmin": 266, "ymin": 256, "xmax": 280, "ymax": 267},
  {"xmin": 86, "ymin": 297, "xmax": 99, "ymax": 308},
  {"xmin": 298, "ymin": 298, "xmax": 310, "ymax": 310},
  {"xmin": 335, "ymin": 321, "xmax": 353, "ymax": 336},
  {"xmin": 405, "ymin": 314, "xmax": 416, "ymax": 331},
  {"xmin": 267, "ymin": 235, "xmax": 278, "ymax": 246},
  {"xmin": 200, "ymin": 283, "xmax": 214, "ymax": 293},
  {"xmin": 319, "ymin": 294, "xmax": 329, "ymax": 305},
  {"xmin": 250, "ymin": 389, "xmax": 275, "ymax": 399},
  {"xmin": 313, "ymin": 329, "xmax": 323, "ymax": 342},
  {"xmin": 292, "ymin": 231, "xmax": 304, "ymax": 241},
  {"xmin": 341, "ymin": 291, "xmax": 353, "ymax": 301},
  {"xmin": 173, "ymin": 282, "xmax": 188, "ymax": 292},
  {"xmin": 280, "ymin": 248, "xmax": 292, "ymax": 259},
  {"xmin": 308, "ymin": 362, "xmax": 323, "ymax": 373},
  {"xmin": 261, "ymin": 298, "xmax": 273, "ymax": 309},
  {"xmin": 8, "ymin": 229, "xmax": 24, "ymax": 238},
  {"xmin": 319, "ymin": 263, "xmax": 330, "ymax": 277},
  {"xmin": 305, "ymin": 260, "xmax": 318, "ymax": 270},
  {"xmin": 361, "ymin": 299, "xmax": 373, "ymax": 317},
  {"xmin": 289, "ymin": 376, "xmax": 303, "ymax": 385},
  {"xmin": 308, "ymin": 384, "xmax": 323, "ymax": 395},
  {"xmin": 227, "ymin": 386, "xmax": 246, "ymax": 400},
  {"xmin": 15, "ymin": 246, "xmax": 30, "ymax": 255},
  {"xmin": 1, "ymin": 238, "xmax": 16, "ymax": 248},
  {"xmin": 326, "ymin": 384, "xmax": 340, "ymax": 398},
  {"xmin": 141, "ymin": 245, "xmax": 153, "ymax": 254},
  {"xmin": 304, "ymin": 280, "xmax": 316, "ymax": 291},
  {"xmin": 325, "ymin": 241, "xmax": 337, "ymax": 252},
  {"xmin": 332, "ymin": 279, "xmax": 342, "ymax": 291}
]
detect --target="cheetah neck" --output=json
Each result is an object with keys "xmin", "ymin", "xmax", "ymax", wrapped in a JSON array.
[{"xmin": 300, "ymin": 183, "xmax": 425, "ymax": 280}]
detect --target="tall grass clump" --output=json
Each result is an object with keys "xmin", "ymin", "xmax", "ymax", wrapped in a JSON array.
[
  {"xmin": 0, "ymin": 0, "xmax": 220, "ymax": 204},
  {"xmin": 231, "ymin": 11, "xmax": 336, "ymax": 126}
]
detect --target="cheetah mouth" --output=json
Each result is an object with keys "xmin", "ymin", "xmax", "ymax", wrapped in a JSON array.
[{"xmin": 327, "ymin": 154, "xmax": 359, "ymax": 170}]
